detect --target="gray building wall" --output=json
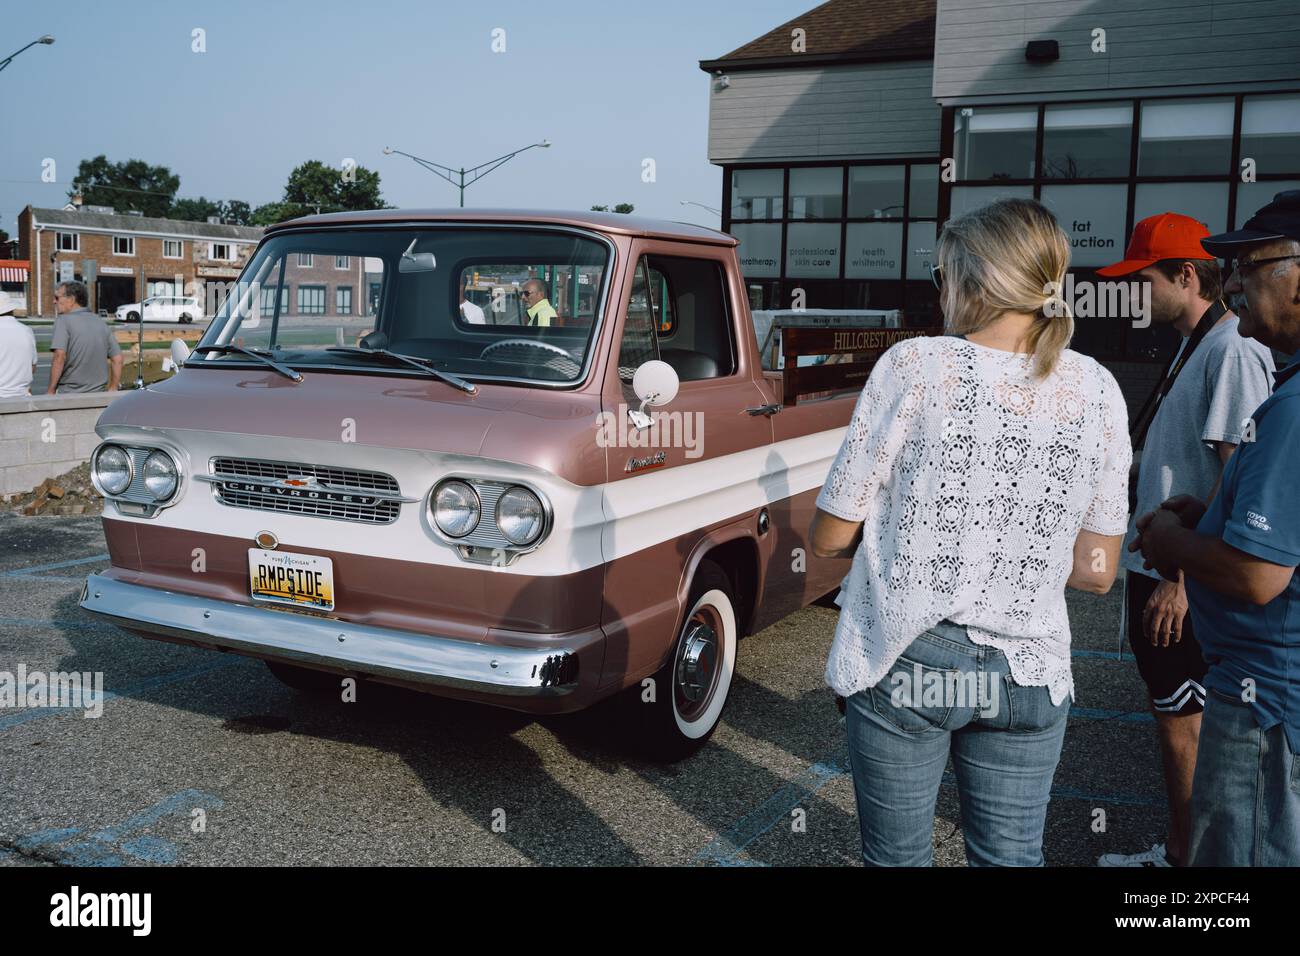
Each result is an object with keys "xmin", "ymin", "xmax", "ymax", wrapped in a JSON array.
[
  {"xmin": 707, "ymin": 61, "xmax": 942, "ymax": 163},
  {"xmin": 933, "ymin": 0, "xmax": 1300, "ymax": 103}
]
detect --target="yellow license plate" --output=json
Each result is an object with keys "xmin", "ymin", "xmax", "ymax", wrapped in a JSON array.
[{"xmin": 248, "ymin": 549, "xmax": 334, "ymax": 612}]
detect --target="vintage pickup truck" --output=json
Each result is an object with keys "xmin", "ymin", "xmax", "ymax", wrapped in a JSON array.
[{"xmin": 78, "ymin": 209, "xmax": 927, "ymax": 757}]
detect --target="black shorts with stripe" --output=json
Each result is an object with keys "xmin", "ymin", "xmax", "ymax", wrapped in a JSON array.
[{"xmin": 1126, "ymin": 571, "xmax": 1209, "ymax": 714}]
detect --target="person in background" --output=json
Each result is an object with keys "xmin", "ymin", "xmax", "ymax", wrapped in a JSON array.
[
  {"xmin": 459, "ymin": 276, "xmax": 486, "ymax": 325},
  {"xmin": 1094, "ymin": 214, "xmax": 1274, "ymax": 869},
  {"xmin": 0, "ymin": 291, "xmax": 37, "ymax": 398},
  {"xmin": 47, "ymin": 281, "xmax": 122, "ymax": 394},
  {"xmin": 1136, "ymin": 189, "xmax": 1300, "ymax": 866},
  {"xmin": 810, "ymin": 198, "xmax": 1131, "ymax": 866},
  {"xmin": 520, "ymin": 278, "xmax": 556, "ymax": 327}
]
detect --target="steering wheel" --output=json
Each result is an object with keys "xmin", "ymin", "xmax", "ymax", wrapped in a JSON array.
[
  {"xmin": 478, "ymin": 338, "xmax": 579, "ymax": 378},
  {"xmin": 478, "ymin": 338, "xmax": 574, "ymax": 362}
]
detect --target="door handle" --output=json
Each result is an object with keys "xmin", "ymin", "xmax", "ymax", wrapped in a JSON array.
[{"xmin": 745, "ymin": 403, "xmax": 783, "ymax": 417}]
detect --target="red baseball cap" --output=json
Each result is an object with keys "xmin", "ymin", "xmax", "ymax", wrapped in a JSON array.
[{"xmin": 1096, "ymin": 212, "xmax": 1215, "ymax": 277}]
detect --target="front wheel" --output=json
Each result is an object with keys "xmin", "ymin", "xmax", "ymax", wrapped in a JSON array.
[
  {"xmin": 179, "ymin": 313, "xmax": 193, "ymax": 324},
  {"xmin": 632, "ymin": 559, "xmax": 738, "ymax": 761},
  {"xmin": 126, "ymin": 311, "xmax": 140, "ymax": 323}
]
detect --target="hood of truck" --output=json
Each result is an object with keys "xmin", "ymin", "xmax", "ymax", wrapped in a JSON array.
[{"xmin": 97, "ymin": 366, "xmax": 608, "ymax": 485}]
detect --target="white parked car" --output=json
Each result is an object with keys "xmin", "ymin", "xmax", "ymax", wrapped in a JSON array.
[{"xmin": 115, "ymin": 295, "xmax": 204, "ymax": 325}]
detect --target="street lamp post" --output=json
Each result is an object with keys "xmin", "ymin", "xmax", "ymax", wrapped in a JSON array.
[
  {"xmin": 0, "ymin": 35, "xmax": 54, "ymax": 73},
  {"xmin": 679, "ymin": 200, "xmax": 722, "ymax": 218},
  {"xmin": 382, "ymin": 141, "xmax": 551, "ymax": 207}
]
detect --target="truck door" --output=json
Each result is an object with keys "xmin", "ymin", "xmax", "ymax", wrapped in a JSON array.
[{"xmin": 597, "ymin": 241, "xmax": 773, "ymax": 688}]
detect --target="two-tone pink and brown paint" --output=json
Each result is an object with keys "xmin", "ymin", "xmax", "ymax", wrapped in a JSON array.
[{"xmin": 79, "ymin": 209, "xmax": 865, "ymax": 754}]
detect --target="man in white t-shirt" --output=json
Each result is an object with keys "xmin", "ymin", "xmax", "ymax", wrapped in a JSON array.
[
  {"xmin": 0, "ymin": 291, "xmax": 38, "ymax": 398},
  {"xmin": 459, "ymin": 276, "xmax": 486, "ymax": 325}
]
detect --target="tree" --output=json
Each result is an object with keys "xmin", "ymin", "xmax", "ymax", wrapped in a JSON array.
[
  {"xmin": 221, "ymin": 200, "xmax": 252, "ymax": 226},
  {"xmin": 590, "ymin": 203, "xmax": 634, "ymax": 214},
  {"xmin": 169, "ymin": 196, "xmax": 222, "ymax": 222},
  {"xmin": 283, "ymin": 160, "xmax": 387, "ymax": 214},
  {"xmin": 71, "ymin": 155, "xmax": 178, "ymax": 217}
]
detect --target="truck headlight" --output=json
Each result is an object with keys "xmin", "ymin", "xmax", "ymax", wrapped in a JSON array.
[
  {"xmin": 496, "ymin": 485, "xmax": 544, "ymax": 545},
  {"xmin": 142, "ymin": 450, "xmax": 178, "ymax": 501},
  {"xmin": 432, "ymin": 480, "xmax": 480, "ymax": 537},
  {"xmin": 93, "ymin": 445, "xmax": 132, "ymax": 496}
]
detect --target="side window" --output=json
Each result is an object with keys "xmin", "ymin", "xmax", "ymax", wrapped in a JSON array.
[
  {"xmin": 643, "ymin": 255, "xmax": 736, "ymax": 382},
  {"xmin": 617, "ymin": 257, "xmax": 661, "ymax": 402}
]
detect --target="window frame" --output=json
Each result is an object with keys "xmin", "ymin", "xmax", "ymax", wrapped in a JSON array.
[
  {"xmin": 112, "ymin": 235, "xmax": 135, "ymax": 257},
  {"xmin": 296, "ymin": 284, "xmax": 326, "ymax": 316},
  {"xmin": 56, "ymin": 232, "xmax": 80, "ymax": 253},
  {"xmin": 936, "ymin": 88, "xmax": 1300, "ymax": 362},
  {"xmin": 163, "ymin": 239, "xmax": 183, "ymax": 259},
  {"xmin": 335, "ymin": 285, "xmax": 352, "ymax": 315}
]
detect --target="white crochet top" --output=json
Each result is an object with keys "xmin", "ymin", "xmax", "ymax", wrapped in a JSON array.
[{"xmin": 816, "ymin": 335, "xmax": 1132, "ymax": 706}]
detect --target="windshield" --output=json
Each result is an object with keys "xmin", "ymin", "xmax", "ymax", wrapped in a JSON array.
[{"xmin": 195, "ymin": 226, "xmax": 612, "ymax": 385}]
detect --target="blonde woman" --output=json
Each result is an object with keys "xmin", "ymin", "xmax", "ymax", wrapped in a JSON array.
[{"xmin": 810, "ymin": 198, "xmax": 1131, "ymax": 866}]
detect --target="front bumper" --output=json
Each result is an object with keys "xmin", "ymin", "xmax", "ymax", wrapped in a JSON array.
[{"xmin": 79, "ymin": 572, "xmax": 586, "ymax": 704}]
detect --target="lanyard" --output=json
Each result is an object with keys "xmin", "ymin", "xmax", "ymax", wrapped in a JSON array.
[{"xmin": 1131, "ymin": 300, "xmax": 1226, "ymax": 450}]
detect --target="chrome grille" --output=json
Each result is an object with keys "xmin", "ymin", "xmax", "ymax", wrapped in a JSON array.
[{"xmin": 208, "ymin": 457, "xmax": 404, "ymax": 524}]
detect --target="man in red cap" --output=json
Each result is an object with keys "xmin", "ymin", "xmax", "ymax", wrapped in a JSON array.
[{"xmin": 1095, "ymin": 212, "xmax": 1275, "ymax": 868}]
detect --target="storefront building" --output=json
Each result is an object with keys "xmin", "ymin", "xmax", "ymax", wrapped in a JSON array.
[
  {"xmin": 16, "ymin": 205, "xmax": 261, "ymax": 317},
  {"xmin": 703, "ymin": 0, "xmax": 1300, "ymax": 369}
]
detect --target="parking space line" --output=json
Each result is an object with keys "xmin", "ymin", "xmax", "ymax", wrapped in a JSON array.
[
  {"xmin": 1, "ymin": 554, "xmax": 110, "ymax": 577},
  {"xmin": 694, "ymin": 759, "xmax": 846, "ymax": 866},
  {"xmin": 0, "ymin": 658, "xmax": 253, "ymax": 732}
]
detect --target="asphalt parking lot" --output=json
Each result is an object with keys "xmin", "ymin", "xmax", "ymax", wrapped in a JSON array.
[{"xmin": 0, "ymin": 512, "xmax": 1165, "ymax": 867}]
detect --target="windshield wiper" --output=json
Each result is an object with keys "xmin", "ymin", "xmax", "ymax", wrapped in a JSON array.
[
  {"xmin": 190, "ymin": 345, "xmax": 303, "ymax": 382},
  {"xmin": 325, "ymin": 347, "xmax": 477, "ymax": 394}
]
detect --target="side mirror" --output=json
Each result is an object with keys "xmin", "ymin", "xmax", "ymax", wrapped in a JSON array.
[
  {"xmin": 170, "ymin": 338, "xmax": 191, "ymax": 369},
  {"xmin": 628, "ymin": 359, "xmax": 679, "ymax": 429}
]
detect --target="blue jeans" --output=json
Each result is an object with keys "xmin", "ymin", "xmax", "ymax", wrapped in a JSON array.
[
  {"xmin": 1187, "ymin": 684, "xmax": 1300, "ymax": 866},
  {"xmin": 844, "ymin": 620, "xmax": 1070, "ymax": 866}
]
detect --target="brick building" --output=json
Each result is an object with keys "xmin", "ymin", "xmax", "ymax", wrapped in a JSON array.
[{"xmin": 17, "ymin": 205, "xmax": 262, "ymax": 317}]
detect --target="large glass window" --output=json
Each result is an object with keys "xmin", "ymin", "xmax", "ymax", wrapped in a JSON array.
[
  {"xmin": 730, "ymin": 168, "xmax": 783, "ymax": 221},
  {"xmin": 788, "ymin": 167, "xmax": 843, "ymax": 220},
  {"xmin": 1133, "ymin": 182, "xmax": 1229, "ymax": 236},
  {"xmin": 1241, "ymin": 94, "xmax": 1300, "ymax": 175},
  {"xmin": 847, "ymin": 166, "xmax": 905, "ymax": 219},
  {"xmin": 908, "ymin": 165, "xmax": 939, "ymax": 219},
  {"xmin": 297, "ymin": 285, "xmax": 326, "ymax": 316},
  {"xmin": 1042, "ymin": 103, "xmax": 1131, "ymax": 179},
  {"xmin": 784, "ymin": 222, "xmax": 841, "ymax": 277},
  {"xmin": 1138, "ymin": 97, "xmax": 1233, "ymax": 176},
  {"xmin": 949, "ymin": 185, "xmax": 1035, "ymax": 218},
  {"xmin": 1237, "ymin": 180, "xmax": 1300, "ymax": 225},
  {"xmin": 730, "ymin": 223, "xmax": 781, "ymax": 278},
  {"xmin": 954, "ymin": 106, "xmax": 1037, "ymax": 180},
  {"xmin": 905, "ymin": 222, "xmax": 939, "ymax": 282},
  {"xmin": 844, "ymin": 222, "xmax": 903, "ymax": 279},
  {"xmin": 1039, "ymin": 184, "xmax": 1129, "ymax": 268}
]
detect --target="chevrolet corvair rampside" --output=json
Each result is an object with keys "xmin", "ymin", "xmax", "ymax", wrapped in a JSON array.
[{"xmin": 79, "ymin": 208, "xmax": 912, "ymax": 757}]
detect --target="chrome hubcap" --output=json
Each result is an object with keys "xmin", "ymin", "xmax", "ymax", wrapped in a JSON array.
[{"xmin": 676, "ymin": 619, "xmax": 718, "ymax": 706}]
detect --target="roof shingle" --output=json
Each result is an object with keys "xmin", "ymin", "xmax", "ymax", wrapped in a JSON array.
[{"xmin": 701, "ymin": 0, "xmax": 936, "ymax": 70}]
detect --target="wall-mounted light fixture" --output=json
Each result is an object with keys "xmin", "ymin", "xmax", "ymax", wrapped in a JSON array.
[{"xmin": 1025, "ymin": 39, "xmax": 1060, "ymax": 62}]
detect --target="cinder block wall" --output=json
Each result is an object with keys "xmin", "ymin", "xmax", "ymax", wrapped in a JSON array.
[{"xmin": 0, "ymin": 394, "xmax": 116, "ymax": 496}]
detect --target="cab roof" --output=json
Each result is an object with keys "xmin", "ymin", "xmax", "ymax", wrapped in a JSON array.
[{"xmin": 263, "ymin": 208, "xmax": 738, "ymax": 246}]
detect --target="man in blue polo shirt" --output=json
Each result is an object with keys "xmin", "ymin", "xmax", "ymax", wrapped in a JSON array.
[{"xmin": 1134, "ymin": 189, "xmax": 1300, "ymax": 866}]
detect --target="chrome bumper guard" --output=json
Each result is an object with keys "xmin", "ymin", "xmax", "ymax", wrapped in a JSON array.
[{"xmin": 79, "ymin": 573, "xmax": 579, "ymax": 696}]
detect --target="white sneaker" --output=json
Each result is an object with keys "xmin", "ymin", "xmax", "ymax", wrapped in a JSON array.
[{"xmin": 1097, "ymin": 842, "xmax": 1173, "ymax": 867}]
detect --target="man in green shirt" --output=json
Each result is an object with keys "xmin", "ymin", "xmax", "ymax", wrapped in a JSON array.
[{"xmin": 521, "ymin": 279, "xmax": 557, "ymax": 327}]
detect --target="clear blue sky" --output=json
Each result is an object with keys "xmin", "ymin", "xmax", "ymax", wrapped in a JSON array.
[{"xmin": 1, "ymin": 0, "xmax": 808, "ymax": 239}]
